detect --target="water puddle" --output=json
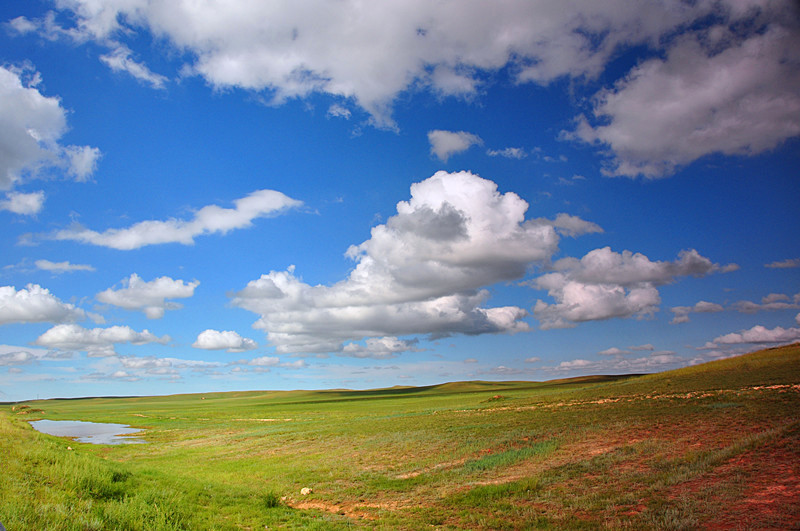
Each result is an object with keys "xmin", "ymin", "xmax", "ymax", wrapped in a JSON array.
[{"xmin": 29, "ymin": 419, "xmax": 146, "ymax": 445}]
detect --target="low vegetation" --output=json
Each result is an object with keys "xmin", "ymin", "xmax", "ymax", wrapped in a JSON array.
[{"xmin": 2, "ymin": 344, "xmax": 798, "ymax": 529}]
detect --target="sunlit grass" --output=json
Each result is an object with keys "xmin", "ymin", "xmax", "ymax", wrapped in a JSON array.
[{"xmin": 1, "ymin": 344, "xmax": 798, "ymax": 529}]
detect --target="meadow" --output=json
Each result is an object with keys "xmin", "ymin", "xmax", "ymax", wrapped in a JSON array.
[{"xmin": 2, "ymin": 344, "xmax": 798, "ymax": 530}]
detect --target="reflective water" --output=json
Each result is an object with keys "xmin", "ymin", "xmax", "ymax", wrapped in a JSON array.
[{"xmin": 29, "ymin": 419, "xmax": 146, "ymax": 445}]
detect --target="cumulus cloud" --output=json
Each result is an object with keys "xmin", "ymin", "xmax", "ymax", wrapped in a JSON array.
[
  {"xmin": 765, "ymin": 258, "xmax": 800, "ymax": 269},
  {"xmin": 51, "ymin": 189, "xmax": 301, "ymax": 250},
  {"xmin": 734, "ymin": 292, "xmax": 800, "ymax": 314},
  {"xmin": 326, "ymin": 104, "xmax": 352, "ymax": 119},
  {"xmin": 599, "ymin": 347, "xmax": 628, "ymax": 356},
  {"xmin": 670, "ymin": 300, "xmax": 724, "ymax": 324},
  {"xmin": 0, "ymin": 350, "xmax": 36, "ymax": 366},
  {"xmin": 0, "ymin": 345, "xmax": 61, "ymax": 366},
  {"xmin": 341, "ymin": 337, "xmax": 420, "ymax": 359},
  {"xmin": 97, "ymin": 274, "xmax": 199, "ymax": 319},
  {"xmin": 0, "ymin": 191, "xmax": 45, "ymax": 215},
  {"xmin": 551, "ymin": 350, "xmax": 682, "ymax": 374},
  {"xmin": 35, "ymin": 259, "xmax": 95, "ymax": 274},
  {"xmin": 0, "ymin": 284, "xmax": 86, "ymax": 325},
  {"xmin": 34, "ymin": 324, "xmax": 170, "ymax": 357},
  {"xmin": 712, "ymin": 324, "xmax": 800, "ymax": 345},
  {"xmin": 192, "ymin": 329, "xmax": 258, "ymax": 352},
  {"xmin": 99, "ymin": 45, "xmax": 168, "ymax": 89},
  {"xmin": 20, "ymin": 0, "xmax": 735, "ymax": 128},
  {"xmin": 532, "ymin": 247, "xmax": 732, "ymax": 329},
  {"xmin": 119, "ymin": 355, "xmax": 222, "ymax": 376},
  {"xmin": 233, "ymin": 170, "xmax": 597, "ymax": 354},
  {"xmin": 0, "ymin": 65, "xmax": 101, "ymax": 190},
  {"xmin": 12, "ymin": 0, "xmax": 799, "ymax": 172},
  {"xmin": 570, "ymin": 11, "xmax": 800, "ymax": 178},
  {"xmin": 428, "ymin": 130, "xmax": 483, "ymax": 162},
  {"xmin": 487, "ymin": 147, "xmax": 527, "ymax": 159}
]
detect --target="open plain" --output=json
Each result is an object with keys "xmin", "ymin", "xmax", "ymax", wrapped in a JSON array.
[{"xmin": 2, "ymin": 344, "xmax": 799, "ymax": 530}]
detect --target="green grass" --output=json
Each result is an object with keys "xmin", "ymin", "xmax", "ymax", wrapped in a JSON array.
[{"xmin": 2, "ymin": 344, "xmax": 799, "ymax": 529}]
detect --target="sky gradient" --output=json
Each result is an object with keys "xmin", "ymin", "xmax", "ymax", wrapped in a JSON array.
[{"xmin": 1, "ymin": 0, "xmax": 798, "ymax": 402}]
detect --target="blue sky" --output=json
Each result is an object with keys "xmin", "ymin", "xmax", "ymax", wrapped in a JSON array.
[{"xmin": 1, "ymin": 0, "xmax": 798, "ymax": 402}]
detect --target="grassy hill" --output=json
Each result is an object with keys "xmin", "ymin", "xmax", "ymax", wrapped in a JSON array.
[{"xmin": 1, "ymin": 344, "xmax": 798, "ymax": 529}]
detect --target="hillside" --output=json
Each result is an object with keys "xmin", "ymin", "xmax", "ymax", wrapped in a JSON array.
[{"xmin": 1, "ymin": 344, "xmax": 798, "ymax": 529}]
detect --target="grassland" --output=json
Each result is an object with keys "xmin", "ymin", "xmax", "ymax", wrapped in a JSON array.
[{"xmin": 2, "ymin": 344, "xmax": 799, "ymax": 530}]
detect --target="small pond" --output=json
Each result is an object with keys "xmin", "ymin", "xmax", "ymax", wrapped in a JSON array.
[{"xmin": 29, "ymin": 419, "xmax": 146, "ymax": 445}]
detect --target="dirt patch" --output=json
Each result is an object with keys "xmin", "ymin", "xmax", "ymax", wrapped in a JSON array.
[
  {"xmin": 676, "ymin": 426, "xmax": 800, "ymax": 530},
  {"xmin": 287, "ymin": 498, "xmax": 408, "ymax": 520},
  {"xmin": 232, "ymin": 418, "xmax": 292, "ymax": 422}
]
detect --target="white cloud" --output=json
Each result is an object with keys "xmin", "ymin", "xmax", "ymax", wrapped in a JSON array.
[
  {"xmin": 63, "ymin": 145, "xmax": 102, "ymax": 180},
  {"xmin": 14, "ymin": 0, "xmax": 798, "ymax": 167},
  {"xmin": 734, "ymin": 292, "xmax": 800, "ymax": 314},
  {"xmin": 486, "ymin": 147, "xmax": 527, "ymax": 159},
  {"xmin": 35, "ymin": 259, "xmax": 95, "ymax": 274},
  {"xmin": 341, "ymin": 337, "xmax": 419, "ymax": 359},
  {"xmin": 248, "ymin": 356, "xmax": 280, "ymax": 367},
  {"xmin": 551, "ymin": 350, "xmax": 682, "ymax": 374},
  {"xmin": 765, "ymin": 258, "xmax": 800, "ymax": 269},
  {"xmin": 119, "ymin": 355, "xmax": 223, "ymax": 375},
  {"xmin": 34, "ymin": 324, "xmax": 170, "ymax": 357},
  {"xmin": 0, "ymin": 284, "xmax": 86, "ymax": 325},
  {"xmin": 0, "ymin": 191, "xmax": 45, "ymax": 215},
  {"xmin": 6, "ymin": 16, "xmax": 39, "ymax": 35},
  {"xmin": 97, "ymin": 274, "xmax": 199, "ymax": 319},
  {"xmin": 570, "ymin": 16, "xmax": 800, "ymax": 178},
  {"xmin": 428, "ymin": 130, "xmax": 483, "ymax": 162},
  {"xmin": 712, "ymin": 325, "xmax": 800, "ymax": 345},
  {"xmin": 599, "ymin": 347, "xmax": 628, "ymax": 356},
  {"xmin": 29, "ymin": 0, "xmax": 729, "ymax": 129},
  {"xmin": 52, "ymin": 189, "xmax": 302, "ymax": 250},
  {"xmin": 233, "ymin": 170, "xmax": 596, "ymax": 354},
  {"xmin": 630, "ymin": 343, "xmax": 655, "ymax": 351},
  {"xmin": 326, "ymin": 104, "xmax": 352, "ymax": 119},
  {"xmin": 0, "ymin": 350, "xmax": 36, "ymax": 366},
  {"xmin": 670, "ymin": 300, "xmax": 724, "ymax": 324},
  {"xmin": 0, "ymin": 65, "xmax": 101, "ymax": 190},
  {"xmin": 99, "ymin": 45, "xmax": 169, "ymax": 89},
  {"xmin": 533, "ymin": 247, "xmax": 730, "ymax": 329},
  {"xmin": 192, "ymin": 329, "xmax": 257, "ymax": 352}
]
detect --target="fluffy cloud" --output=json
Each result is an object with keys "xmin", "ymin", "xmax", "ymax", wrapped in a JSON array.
[
  {"xmin": 35, "ymin": 259, "xmax": 95, "ymax": 274},
  {"xmin": 735, "ymin": 292, "xmax": 800, "ymax": 314},
  {"xmin": 0, "ymin": 191, "xmax": 45, "ymax": 215},
  {"xmin": 712, "ymin": 325, "xmax": 800, "ymax": 345},
  {"xmin": 192, "ymin": 329, "xmax": 258, "ymax": 352},
  {"xmin": 533, "ymin": 247, "xmax": 731, "ymax": 329},
  {"xmin": 15, "ymin": 1, "xmax": 797, "ymax": 177},
  {"xmin": 52, "ymin": 189, "xmax": 301, "ymax": 250},
  {"xmin": 233, "ymin": 170, "xmax": 597, "ymax": 354},
  {"xmin": 119, "ymin": 355, "xmax": 222, "ymax": 375},
  {"xmin": 341, "ymin": 337, "xmax": 420, "ymax": 359},
  {"xmin": 571, "ymin": 10, "xmax": 800, "ymax": 178},
  {"xmin": 34, "ymin": 324, "xmax": 170, "ymax": 357},
  {"xmin": 20, "ymin": 0, "xmax": 756, "ymax": 130},
  {"xmin": 97, "ymin": 274, "xmax": 199, "ymax": 319},
  {"xmin": 551, "ymin": 350, "xmax": 682, "ymax": 374},
  {"xmin": 765, "ymin": 258, "xmax": 800, "ymax": 269},
  {"xmin": 670, "ymin": 300, "xmax": 724, "ymax": 324},
  {"xmin": 428, "ymin": 130, "xmax": 483, "ymax": 162},
  {"xmin": 0, "ymin": 284, "xmax": 86, "ymax": 325},
  {"xmin": 0, "ymin": 65, "xmax": 100, "ymax": 190},
  {"xmin": 487, "ymin": 147, "xmax": 527, "ymax": 159},
  {"xmin": 99, "ymin": 45, "xmax": 168, "ymax": 89}
]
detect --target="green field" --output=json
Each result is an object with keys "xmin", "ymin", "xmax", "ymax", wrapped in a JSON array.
[{"xmin": 2, "ymin": 345, "xmax": 799, "ymax": 530}]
